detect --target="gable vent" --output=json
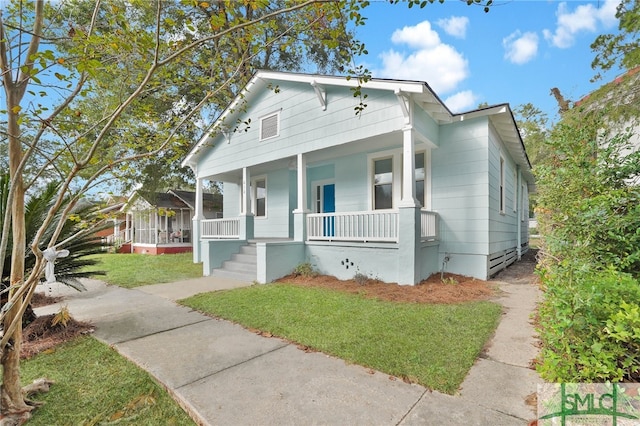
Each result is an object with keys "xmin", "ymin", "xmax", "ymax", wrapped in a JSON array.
[{"xmin": 260, "ymin": 112, "xmax": 279, "ymax": 141}]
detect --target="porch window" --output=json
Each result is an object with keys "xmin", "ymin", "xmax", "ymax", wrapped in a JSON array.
[
  {"xmin": 499, "ymin": 156, "xmax": 505, "ymax": 214},
  {"xmin": 254, "ymin": 178, "xmax": 266, "ymax": 217},
  {"xmin": 373, "ymin": 158, "xmax": 393, "ymax": 210},
  {"xmin": 260, "ymin": 111, "xmax": 279, "ymax": 141},
  {"xmin": 513, "ymin": 170, "xmax": 518, "ymax": 212},
  {"xmin": 415, "ymin": 152, "xmax": 425, "ymax": 207}
]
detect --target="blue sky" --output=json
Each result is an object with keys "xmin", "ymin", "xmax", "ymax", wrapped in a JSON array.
[{"xmin": 354, "ymin": 0, "xmax": 622, "ymax": 122}]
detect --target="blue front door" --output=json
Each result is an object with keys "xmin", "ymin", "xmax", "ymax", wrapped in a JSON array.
[{"xmin": 323, "ymin": 184, "xmax": 335, "ymax": 237}]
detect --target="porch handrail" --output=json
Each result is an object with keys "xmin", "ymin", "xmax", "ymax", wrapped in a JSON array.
[
  {"xmin": 307, "ymin": 210, "xmax": 399, "ymax": 242},
  {"xmin": 202, "ymin": 218, "xmax": 240, "ymax": 239},
  {"xmin": 421, "ymin": 209, "xmax": 438, "ymax": 241}
]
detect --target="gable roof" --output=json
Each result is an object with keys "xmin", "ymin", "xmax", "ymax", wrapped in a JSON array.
[
  {"xmin": 169, "ymin": 189, "xmax": 221, "ymax": 211},
  {"xmin": 182, "ymin": 71, "xmax": 533, "ymax": 182}
]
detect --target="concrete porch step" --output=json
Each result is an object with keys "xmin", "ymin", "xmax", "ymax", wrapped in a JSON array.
[
  {"xmin": 211, "ymin": 243, "xmax": 257, "ymax": 283},
  {"xmin": 210, "ymin": 268, "xmax": 255, "ymax": 283}
]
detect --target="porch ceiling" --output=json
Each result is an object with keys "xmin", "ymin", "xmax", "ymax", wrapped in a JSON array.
[{"xmin": 201, "ymin": 131, "xmax": 434, "ymax": 182}]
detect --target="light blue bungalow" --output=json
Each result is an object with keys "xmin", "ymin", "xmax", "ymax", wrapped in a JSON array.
[{"xmin": 181, "ymin": 71, "xmax": 534, "ymax": 285}]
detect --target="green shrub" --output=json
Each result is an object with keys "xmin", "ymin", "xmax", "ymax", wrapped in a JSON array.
[
  {"xmin": 537, "ymin": 267, "xmax": 640, "ymax": 382},
  {"xmin": 292, "ymin": 262, "xmax": 318, "ymax": 278}
]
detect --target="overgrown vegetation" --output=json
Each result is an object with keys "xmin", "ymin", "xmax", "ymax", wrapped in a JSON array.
[
  {"xmin": 181, "ymin": 284, "xmax": 501, "ymax": 394},
  {"xmin": 535, "ymin": 111, "xmax": 640, "ymax": 382},
  {"xmin": 17, "ymin": 336, "xmax": 194, "ymax": 425}
]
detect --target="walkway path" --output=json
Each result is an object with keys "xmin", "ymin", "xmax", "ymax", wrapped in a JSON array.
[{"xmin": 36, "ymin": 259, "xmax": 542, "ymax": 425}]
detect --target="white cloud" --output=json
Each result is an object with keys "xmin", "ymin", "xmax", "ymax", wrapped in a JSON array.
[
  {"xmin": 543, "ymin": 0, "xmax": 619, "ymax": 48},
  {"xmin": 374, "ymin": 20, "xmax": 469, "ymax": 94},
  {"xmin": 444, "ymin": 90, "xmax": 477, "ymax": 113},
  {"xmin": 503, "ymin": 31, "xmax": 539, "ymax": 65},
  {"xmin": 436, "ymin": 16, "xmax": 469, "ymax": 39},
  {"xmin": 391, "ymin": 20, "xmax": 441, "ymax": 49}
]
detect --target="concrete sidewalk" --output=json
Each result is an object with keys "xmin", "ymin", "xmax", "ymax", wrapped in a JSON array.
[{"xmin": 35, "ymin": 271, "xmax": 542, "ymax": 425}]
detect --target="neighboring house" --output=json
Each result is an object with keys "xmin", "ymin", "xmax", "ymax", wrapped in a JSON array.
[
  {"xmin": 181, "ymin": 71, "xmax": 534, "ymax": 284},
  {"xmin": 574, "ymin": 66, "xmax": 640, "ymax": 185},
  {"xmin": 95, "ymin": 196, "xmax": 127, "ymax": 247},
  {"xmin": 119, "ymin": 189, "xmax": 222, "ymax": 255}
]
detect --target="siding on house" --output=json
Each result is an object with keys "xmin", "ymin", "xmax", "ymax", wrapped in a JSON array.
[
  {"xmin": 198, "ymin": 82, "xmax": 406, "ymax": 178},
  {"xmin": 488, "ymin": 123, "xmax": 520, "ymax": 255},
  {"xmin": 253, "ymin": 168, "xmax": 291, "ymax": 238},
  {"xmin": 432, "ymin": 117, "xmax": 490, "ymax": 257}
]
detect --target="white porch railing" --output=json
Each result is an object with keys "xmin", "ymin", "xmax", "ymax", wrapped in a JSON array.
[
  {"xmin": 420, "ymin": 210, "xmax": 438, "ymax": 241},
  {"xmin": 202, "ymin": 218, "xmax": 240, "ymax": 239},
  {"xmin": 307, "ymin": 210, "xmax": 399, "ymax": 242}
]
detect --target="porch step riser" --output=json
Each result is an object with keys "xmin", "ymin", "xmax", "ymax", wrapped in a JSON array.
[
  {"xmin": 221, "ymin": 260, "xmax": 256, "ymax": 273},
  {"xmin": 239, "ymin": 245, "xmax": 257, "ymax": 255},
  {"xmin": 210, "ymin": 269, "xmax": 255, "ymax": 283},
  {"xmin": 231, "ymin": 253, "xmax": 257, "ymax": 264}
]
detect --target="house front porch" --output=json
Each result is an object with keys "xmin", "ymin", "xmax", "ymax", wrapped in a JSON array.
[{"xmin": 198, "ymin": 209, "xmax": 439, "ymax": 284}]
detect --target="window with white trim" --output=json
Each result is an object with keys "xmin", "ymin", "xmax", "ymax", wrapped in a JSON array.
[
  {"xmin": 373, "ymin": 157, "xmax": 393, "ymax": 210},
  {"xmin": 415, "ymin": 152, "xmax": 425, "ymax": 208},
  {"xmin": 253, "ymin": 178, "xmax": 266, "ymax": 217},
  {"xmin": 259, "ymin": 111, "xmax": 279, "ymax": 141},
  {"xmin": 521, "ymin": 183, "xmax": 527, "ymax": 221},
  {"xmin": 499, "ymin": 156, "xmax": 505, "ymax": 214},
  {"xmin": 513, "ymin": 170, "xmax": 518, "ymax": 212}
]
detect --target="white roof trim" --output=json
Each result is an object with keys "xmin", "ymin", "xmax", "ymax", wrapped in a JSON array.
[{"xmin": 182, "ymin": 71, "xmax": 533, "ymax": 183}]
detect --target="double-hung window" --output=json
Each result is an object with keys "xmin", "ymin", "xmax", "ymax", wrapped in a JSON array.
[
  {"xmin": 499, "ymin": 156, "xmax": 506, "ymax": 214},
  {"xmin": 415, "ymin": 152, "xmax": 425, "ymax": 207},
  {"xmin": 373, "ymin": 158, "xmax": 393, "ymax": 209},
  {"xmin": 254, "ymin": 178, "xmax": 266, "ymax": 217}
]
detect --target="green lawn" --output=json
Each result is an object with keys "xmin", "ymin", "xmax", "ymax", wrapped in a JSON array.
[
  {"xmin": 91, "ymin": 252, "xmax": 202, "ymax": 288},
  {"xmin": 17, "ymin": 336, "xmax": 195, "ymax": 425},
  {"xmin": 181, "ymin": 283, "xmax": 502, "ymax": 394}
]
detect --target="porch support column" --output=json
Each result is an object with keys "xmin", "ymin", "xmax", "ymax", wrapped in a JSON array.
[
  {"xmin": 399, "ymin": 125, "xmax": 419, "ymax": 208},
  {"xmin": 293, "ymin": 153, "xmax": 309, "ymax": 242},
  {"xmin": 125, "ymin": 213, "xmax": 130, "ymax": 241},
  {"xmin": 397, "ymin": 206, "xmax": 421, "ymax": 285},
  {"xmin": 192, "ymin": 177, "xmax": 204, "ymax": 263},
  {"xmin": 397, "ymin": 123, "xmax": 420, "ymax": 285},
  {"xmin": 239, "ymin": 167, "xmax": 254, "ymax": 241}
]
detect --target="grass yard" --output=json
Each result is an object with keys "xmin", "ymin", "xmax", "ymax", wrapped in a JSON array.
[
  {"xmin": 91, "ymin": 252, "xmax": 202, "ymax": 288},
  {"xmin": 16, "ymin": 336, "xmax": 195, "ymax": 425},
  {"xmin": 181, "ymin": 283, "xmax": 502, "ymax": 394}
]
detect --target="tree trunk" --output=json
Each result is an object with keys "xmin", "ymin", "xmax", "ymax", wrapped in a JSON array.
[{"xmin": 0, "ymin": 93, "xmax": 32, "ymax": 422}]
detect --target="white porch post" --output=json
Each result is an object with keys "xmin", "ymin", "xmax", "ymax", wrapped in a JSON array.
[
  {"xmin": 399, "ymin": 125, "xmax": 418, "ymax": 207},
  {"xmin": 398, "ymin": 125, "xmax": 421, "ymax": 285},
  {"xmin": 125, "ymin": 213, "xmax": 130, "ymax": 241},
  {"xmin": 154, "ymin": 210, "xmax": 158, "ymax": 245},
  {"xmin": 192, "ymin": 178, "xmax": 204, "ymax": 263},
  {"xmin": 239, "ymin": 167, "xmax": 254, "ymax": 240},
  {"xmin": 293, "ymin": 153, "xmax": 309, "ymax": 241}
]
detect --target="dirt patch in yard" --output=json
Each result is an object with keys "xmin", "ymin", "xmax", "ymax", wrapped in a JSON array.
[
  {"xmin": 278, "ymin": 249, "xmax": 539, "ymax": 304},
  {"xmin": 277, "ymin": 272, "xmax": 496, "ymax": 304}
]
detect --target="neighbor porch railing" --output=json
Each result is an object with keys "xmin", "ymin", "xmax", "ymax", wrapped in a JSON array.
[
  {"xmin": 202, "ymin": 218, "xmax": 240, "ymax": 239},
  {"xmin": 420, "ymin": 210, "xmax": 439, "ymax": 241},
  {"xmin": 307, "ymin": 210, "xmax": 399, "ymax": 242}
]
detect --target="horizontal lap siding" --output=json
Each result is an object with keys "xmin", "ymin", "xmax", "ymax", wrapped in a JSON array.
[
  {"xmin": 335, "ymin": 154, "xmax": 368, "ymax": 212},
  {"xmin": 432, "ymin": 118, "xmax": 490, "ymax": 255},
  {"xmin": 198, "ymin": 83, "xmax": 404, "ymax": 177},
  {"xmin": 254, "ymin": 169, "xmax": 291, "ymax": 238},
  {"xmin": 222, "ymin": 183, "xmax": 240, "ymax": 217},
  {"xmin": 488, "ymin": 124, "xmax": 519, "ymax": 254}
]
